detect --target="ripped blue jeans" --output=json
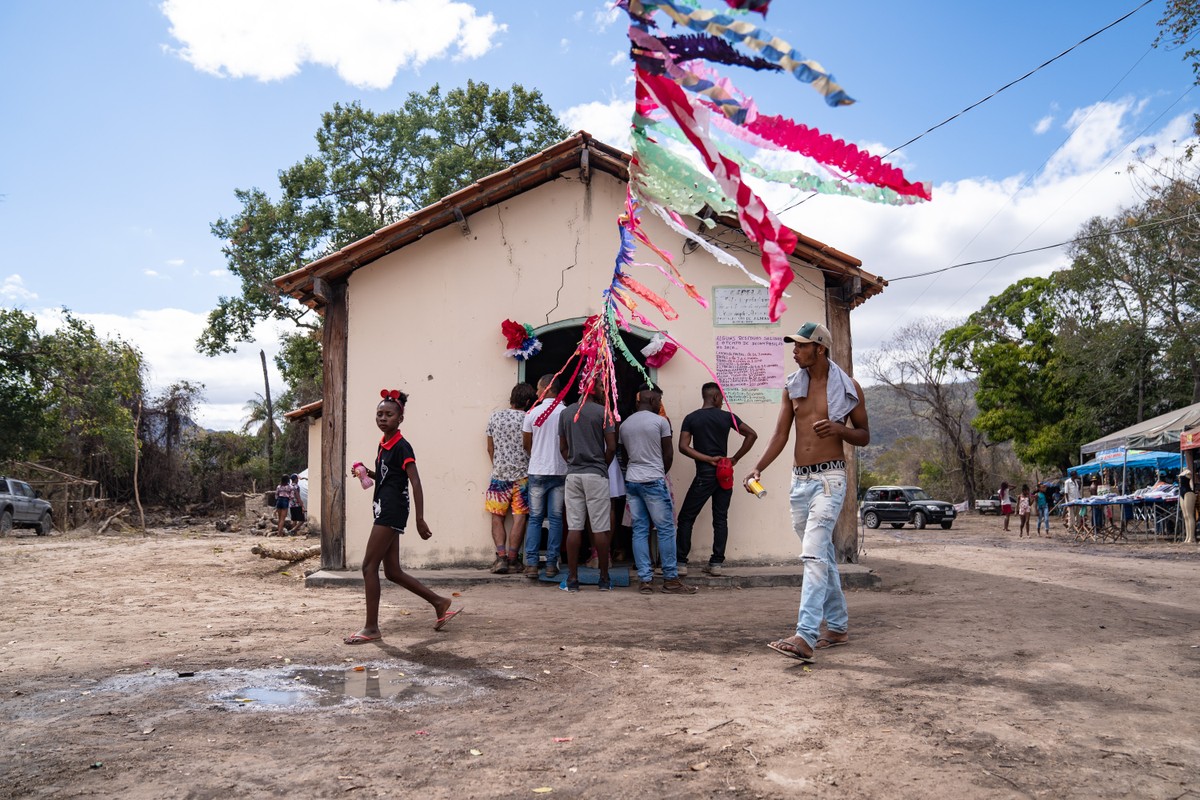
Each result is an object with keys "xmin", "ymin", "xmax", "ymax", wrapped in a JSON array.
[{"xmin": 790, "ymin": 468, "xmax": 849, "ymax": 649}]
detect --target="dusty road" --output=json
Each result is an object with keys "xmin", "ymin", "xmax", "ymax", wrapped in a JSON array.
[{"xmin": 1, "ymin": 514, "xmax": 1198, "ymax": 799}]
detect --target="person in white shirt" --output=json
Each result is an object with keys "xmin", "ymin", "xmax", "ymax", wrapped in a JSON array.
[
  {"xmin": 1062, "ymin": 474, "xmax": 1081, "ymax": 532},
  {"xmin": 521, "ymin": 375, "xmax": 569, "ymax": 578}
]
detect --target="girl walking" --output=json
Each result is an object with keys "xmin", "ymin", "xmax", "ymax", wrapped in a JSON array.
[
  {"xmin": 343, "ymin": 389, "xmax": 462, "ymax": 645},
  {"xmin": 999, "ymin": 481, "xmax": 1013, "ymax": 531},
  {"xmin": 273, "ymin": 474, "xmax": 293, "ymax": 536},
  {"xmin": 1036, "ymin": 484, "xmax": 1051, "ymax": 536},
  {"xmin": 1017, "ymin": 484, "xmax": 1031, "ymax": 538}
]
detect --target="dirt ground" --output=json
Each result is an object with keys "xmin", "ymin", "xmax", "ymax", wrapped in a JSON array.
[{"xmin": 2, "ymin": 513, "xmax": 1199, "ymax": 800}]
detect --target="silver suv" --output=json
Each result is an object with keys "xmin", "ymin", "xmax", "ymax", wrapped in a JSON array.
[{"xmin": 0, "ymin": 477, "xmax": 53, "ymax": 535}]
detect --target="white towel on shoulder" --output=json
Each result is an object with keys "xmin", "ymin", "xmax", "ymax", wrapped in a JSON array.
[{"xmin": 785, "ymin": 360, "xmax": 859, "ymax": 423}]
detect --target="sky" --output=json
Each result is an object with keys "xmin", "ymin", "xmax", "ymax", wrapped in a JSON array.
[{"xmin": 1, "ymin": 0, "xmax": 1195, "ymax": 431}]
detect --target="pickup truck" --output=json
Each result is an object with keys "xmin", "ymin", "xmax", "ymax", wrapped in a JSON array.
[
  {"xmin": 976, "ymin": 493, "xmax": 1002, "ymax": 515},
  {"xmin": 0, "ymin": 476, "xmax": 53, "ymax": 535}
]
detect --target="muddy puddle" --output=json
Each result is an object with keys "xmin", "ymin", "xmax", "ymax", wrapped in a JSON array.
[
  {"xmin": 219, "ymin": 663, "xmax": 477, "ymax": 710},
  {"xmin": 24, "ymin": 661, "xmax": 492, "ymax": 716}
]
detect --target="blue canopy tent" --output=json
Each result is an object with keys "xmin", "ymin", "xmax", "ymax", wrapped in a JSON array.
[{"xmin": 1068, "ymin": 450, "xmax": 1182, "ymax": 477}]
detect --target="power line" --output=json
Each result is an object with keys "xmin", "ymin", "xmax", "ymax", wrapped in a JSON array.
[
  {"xmin": 883, "ymin": 0, "xmax": 1156, "ymax": 157},
  {"xmin": 776, "ymin": 0, "xmax": 1156, "ymax": 216},
  {"xmin": 888, "ymin": 210, "xmax": 1199, "ymax": 281}
]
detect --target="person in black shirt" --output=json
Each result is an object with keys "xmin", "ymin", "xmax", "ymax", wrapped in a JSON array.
[
  {"xmin": 343, "ymin": 390, "xmax": 462, "ymax": 644},
  {"xmin": 675, "ymin": 382, "xmax": 758, "ymax": 576}
]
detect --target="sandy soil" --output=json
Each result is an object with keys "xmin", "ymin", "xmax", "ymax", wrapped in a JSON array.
[{"xmin": 2, "ymin": 513, "xmax": 1199, "ymax": 799}]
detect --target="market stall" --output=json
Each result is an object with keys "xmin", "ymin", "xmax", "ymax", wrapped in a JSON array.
[{"xmin": 1067, "ymin": 450, "xmax": 1182, "ymax": 541}]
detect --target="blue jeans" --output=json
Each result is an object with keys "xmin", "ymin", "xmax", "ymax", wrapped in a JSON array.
[
  {"xmin": 1037, "ymin": 506, "xmax": 1050, "ymax": 533},
  {"xmin": 790, "ymin": 469, "xmax": 849, "ymax": 649},
  {"xmin": 626, "ymin": 478, "xmax": 679, "ymax": 583},
  {"xmin": 525, "ymin": 474, "xmax": 566, "ymax": 567}
]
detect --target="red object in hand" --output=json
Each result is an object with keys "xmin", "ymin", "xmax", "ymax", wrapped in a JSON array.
[{"xmin": 715, "ymin": 457, "xmax": 735, "ymax": 490}]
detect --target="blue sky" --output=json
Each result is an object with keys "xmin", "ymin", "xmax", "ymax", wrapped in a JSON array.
[{"xmin": 1, "ymin": 0, "xmax": 1194, "ymax": 430}]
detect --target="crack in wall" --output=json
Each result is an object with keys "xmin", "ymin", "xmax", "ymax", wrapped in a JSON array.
[
  {"xmin": 547, "ymin": 228, "xmax": 582, "ymax": 323},
  {"xmin": 496, "ymin": 205, "xmax": 513, "ymax": 275}
]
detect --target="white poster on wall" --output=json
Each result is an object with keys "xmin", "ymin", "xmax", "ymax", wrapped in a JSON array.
[
  {"xmin": 715, "ymin": 335, "xmax": 786, "ymax": 404},
  {"xmin": 712, "ymin": 286, "xmax": 775, "ymax": 327}
]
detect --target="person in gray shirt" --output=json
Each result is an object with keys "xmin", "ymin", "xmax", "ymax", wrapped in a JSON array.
[
  {"xmin": 620, "ymin": 384, "xmax": 696, "ymax": 595},
  {"xmin": 558, "ymin": 380, "xmax": 617, "ymax": 592}
]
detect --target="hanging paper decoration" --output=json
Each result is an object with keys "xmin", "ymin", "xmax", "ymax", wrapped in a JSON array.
[
  {"xmin": 723, "ymin": 0, "xmax": 772, "ymax": 14},
  {"xmin": 499, "ymin": 319, "xmax": 542, "ymax": 361},
  {"xmin": 642, "ymin": 331, "xmax": 679, "ymax": 368},
  {"xmin": 539, "ymin": 0, "xmax": 929, "ymax": 424},
  {"xmin": 622, "ymin": 0, "xmax": 931, "ymax": 320}
]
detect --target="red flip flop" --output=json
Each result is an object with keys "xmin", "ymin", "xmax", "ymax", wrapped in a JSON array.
[
  {"xmin": 343, "ymin": 632, "xmax": 381, "ymax": 645},
  {"xmin": 434, "ymin": 607, "xmax": 464, "ymax": 631}
]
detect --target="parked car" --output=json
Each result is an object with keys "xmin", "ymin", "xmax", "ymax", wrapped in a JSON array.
[
  {"xmin": 0, "ymin": 477, "xmax": 53, "ymax": 535},
  {"xmin": 860, "ymin": 485, "xmax": 956, "ymax": 530},
  {"xmin": 976, "ymin": 493, "xmax": 1002, "ymax": 515}
]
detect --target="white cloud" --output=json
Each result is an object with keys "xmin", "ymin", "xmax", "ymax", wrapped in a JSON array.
[
  {"xmin": 36, "ymin": 308, "xmax": 286, "ymax": 432},
  {"xmin": 165, "ymin": 258, "xmax": 185, "ymax": 267},
  {"xmin": 572, "ymin": 10, "xmax": 583, "ymax": 22},
  {"xmin": 593, "ymin": 6, "xmax": 620, "ymax": 31},
  {"xmin": 161, "ymin": 0, "xmax": 506, "ymax": 90},
  {"xmin": 609, "ymin": 50, "xmax": 627, "ymax": 67},
  {"xmin": 1, "ymin": 274, "xmax": 37, "ymax": 302},
  {"xmin": 1044, "ymin": 98, "xmax": 1148, "ymax": 178},
  {"xmin": 143, "ymin": 269, "xmax": 162, "ymax": 278},
  {"xmin": 560, "ymin": 37, "xmax": 570, "ymax": 53},
  {"xmin": 560, "ymin": 98, "xmax": 634, "ymax": 151},
  {"xmin": 1034, "ymin": 114, "xmax": 1054, "ymax": 134}
]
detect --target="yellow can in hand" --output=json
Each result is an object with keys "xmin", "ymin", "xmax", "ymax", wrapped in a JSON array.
[{"xmin": 747, "ymin": 478, "xmax": 767, "ymax": 498}]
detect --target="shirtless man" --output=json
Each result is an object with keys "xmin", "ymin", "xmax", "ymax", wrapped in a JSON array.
[{"xmin": 743, "ymin": 322, "xmax": 869, "ymax": 663}]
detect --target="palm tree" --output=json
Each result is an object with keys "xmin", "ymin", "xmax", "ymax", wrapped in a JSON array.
[{"xmin": 241, "ymin": 392, "xmax": 281, "ymax": 468}]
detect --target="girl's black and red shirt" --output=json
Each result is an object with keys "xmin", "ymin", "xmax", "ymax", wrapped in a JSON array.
[{"xmin": 372, "ymin": 430, "xmax": 416, "ymax": 531}]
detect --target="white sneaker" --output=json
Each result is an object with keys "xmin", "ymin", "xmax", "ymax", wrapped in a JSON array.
[
  {"xmin": 677, "ymin": 564, "xmax": 688, "ymax": 577},
  {"xmin": 703, "ymin": 563, "xmax": 723, "ymax": 576}
]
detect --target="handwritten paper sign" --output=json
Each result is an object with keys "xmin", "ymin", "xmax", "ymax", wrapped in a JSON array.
[
  {"xmin": 713, "ymin": 286, "xmax": 775, "ymax": 326},
  {"xmin": 715, "ymin": 336, "xmax": 786, "ymax": 404}
]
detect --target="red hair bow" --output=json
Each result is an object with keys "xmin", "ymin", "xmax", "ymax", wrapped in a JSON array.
[{"xmin": 379, "ymin": 389, "xmax": 407, "ymax": 404}]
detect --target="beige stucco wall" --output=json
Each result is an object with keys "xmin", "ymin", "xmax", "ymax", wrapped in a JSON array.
[
  {"xmin": 342, "ymin": 169, "xmax": 850, "ymax": 568},
  {"xmin": 305, "ymin": 416, "xmax": 322, "ymax": 532}
]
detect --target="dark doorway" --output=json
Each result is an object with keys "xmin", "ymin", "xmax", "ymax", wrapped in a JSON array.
[{"xmin": 522, "ymin": 323, "xmax": 653, "ymax": 420}]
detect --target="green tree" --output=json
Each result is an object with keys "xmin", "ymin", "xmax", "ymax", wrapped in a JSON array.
[
  {"xmin": 277, "ymin": 330, "xmax": 323, "ymax": 405},
  {"xmin": 0, "ymin": 310, "xmax": 146, "ymax": 492},
  {"xmin": 941, "ymin": 277, "xmax": 1073, "ymax": 469},
  {"xmin": 0, "ymin": 309, "xmax": 50, "ymax": 460},
  {"xmin": 1156, "ymin": 0, "xmax": 1200, "ymax": 140},
  {"xmin": 199, "ymin": 81, "xmax": 570, "ymax": 359},
  {"xmin": 40, "ymin": 314, "xmax": 145, "ymax": 491}
]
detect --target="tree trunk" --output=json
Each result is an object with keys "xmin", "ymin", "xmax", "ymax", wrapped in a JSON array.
[
  {"xmin": 826, "ymin": 295, "xmax": 859, "ymax": 563},
  {"xmin": 321, "ymin": 283, "xmax": 349, "ymax": 571},
  {"xmin": 260, "ymin": 349, "xmax": 275, "ymax": 472},
  {"xmin": 133, "ymin": 398, "xmax": 145, "ymax": 531}
]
